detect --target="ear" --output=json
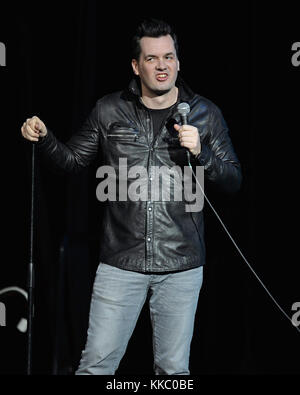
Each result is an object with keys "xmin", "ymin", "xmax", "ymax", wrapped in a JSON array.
[{"xmin": 131, "ymin": 59, "xmax": 139, "ymax": 76}]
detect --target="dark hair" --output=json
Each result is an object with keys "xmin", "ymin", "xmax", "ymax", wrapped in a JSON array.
[{"xmin": 131, "ymin": 18, "xmax": 179, "ymax": 61}]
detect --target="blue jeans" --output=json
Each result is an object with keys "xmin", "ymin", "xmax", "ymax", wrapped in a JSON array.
[{"xmin": 76, "ymin": 263, "xmax": 203, "ymax": 375}]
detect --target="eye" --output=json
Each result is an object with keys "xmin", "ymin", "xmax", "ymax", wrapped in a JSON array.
[{"xmin": 146, "ymin": 57, "xmax": 154, "ymax": 62}]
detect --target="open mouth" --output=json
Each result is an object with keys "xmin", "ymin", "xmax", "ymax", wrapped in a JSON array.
[{"xmin": 156, "ymin": 73, "xmax": 168, "ymax": 82}]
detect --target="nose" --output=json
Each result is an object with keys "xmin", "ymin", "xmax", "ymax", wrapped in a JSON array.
[{"xmin": 156, "ymin": 58, "xmax": 167, "ymax": 71}]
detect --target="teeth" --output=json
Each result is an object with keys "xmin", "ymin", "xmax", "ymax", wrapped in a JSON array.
[{"xmin": 157, "ymin": 74, "xmax": 167, "ymax": 78}]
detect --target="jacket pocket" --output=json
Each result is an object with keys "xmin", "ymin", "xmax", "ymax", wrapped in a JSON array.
[{"xmin": 107, "ymin": 126, "xmax": 139, "ymax": 142}]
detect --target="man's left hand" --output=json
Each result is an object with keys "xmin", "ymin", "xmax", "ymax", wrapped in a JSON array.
[{"xmin": 174, "ymin": 124, "xmax": 201, "ymax": 156}]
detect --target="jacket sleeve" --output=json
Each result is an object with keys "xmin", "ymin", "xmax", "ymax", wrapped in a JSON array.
[
  {"xmin": 194, "ymin": 104, "xmax": 242, "ymax": 194},
  {"xmin": 36, "ymin": 102, "xmax": 100, "ymax": 174}
]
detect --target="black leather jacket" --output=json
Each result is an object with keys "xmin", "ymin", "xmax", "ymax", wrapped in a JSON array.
[{"xmin": 37, "ymin": 77, "xmax": 242, "ymax": 272}]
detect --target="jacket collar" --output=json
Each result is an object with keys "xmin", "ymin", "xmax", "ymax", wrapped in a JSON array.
[{"xmin": 127, "ymin": 74, "xmax": 196, "ymax": 105}]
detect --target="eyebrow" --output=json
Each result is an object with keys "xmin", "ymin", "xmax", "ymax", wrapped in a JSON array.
[{"xmin": 144, "ymin": 52, "xmax": 175, "ymax": 58}]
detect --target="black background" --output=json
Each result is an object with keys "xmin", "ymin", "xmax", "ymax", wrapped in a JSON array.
[{"xmin": 0, "ymin": 0, "xmax": 299, "ymax": 377}]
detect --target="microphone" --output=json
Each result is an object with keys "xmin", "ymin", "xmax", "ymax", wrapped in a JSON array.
[
  {"xmin": 177, "ymin": 102, "xmax": 190, "ymax": 124},
  {"xmin": 177, "ymin": 102, "xmax": 191, "ymax": 161}
]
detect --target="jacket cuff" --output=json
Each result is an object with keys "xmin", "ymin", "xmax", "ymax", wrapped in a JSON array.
[
  {"xmin": 194, "ymin": 144, "xmax": 210, "ymax": 166},
  {"xmin": 36, "ymin": 128, "xmax": 51, "ymax": 148}
]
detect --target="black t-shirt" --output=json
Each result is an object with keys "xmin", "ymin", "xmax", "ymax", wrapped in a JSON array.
[{"xmin": 148, "ymin": 106, "xmax": 173, "ymax": 141}]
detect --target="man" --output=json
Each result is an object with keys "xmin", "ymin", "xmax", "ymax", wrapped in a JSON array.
[{"xmin": 21, "ymin": 19, "xmax": 242, "ymax": 375}]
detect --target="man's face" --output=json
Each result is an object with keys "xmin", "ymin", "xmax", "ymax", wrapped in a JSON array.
[{"xmin": 132, "ymin": 35, "xmax": 180, "ymax": 97}]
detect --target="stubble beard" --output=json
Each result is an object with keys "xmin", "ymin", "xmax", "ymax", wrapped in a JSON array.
[
  {"xmin": 151, "ymin": 88, "xmax": 172, "ymax": 96},
  {"xmin": 146, "ymin": 80, "xmax": 175, "ymax": 97}
]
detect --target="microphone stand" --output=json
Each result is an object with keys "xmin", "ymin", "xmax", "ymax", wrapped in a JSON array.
[{"xmin": 27, "ymin": 143, "xmax": 36, "ymax": 375}]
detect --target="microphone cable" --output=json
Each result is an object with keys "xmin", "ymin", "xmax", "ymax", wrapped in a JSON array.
[{"xmin": 187, "ymin": 156, "xmax": 300, "ymax": 334}]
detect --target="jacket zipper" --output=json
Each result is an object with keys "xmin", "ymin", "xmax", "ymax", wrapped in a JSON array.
[
  {"xmin": 106, "ymin": 133, "xmax": 138, "ymax": 141},
  {"xmin": 138, "ymin": 101, "xmax": 178, "ymax": 271}
]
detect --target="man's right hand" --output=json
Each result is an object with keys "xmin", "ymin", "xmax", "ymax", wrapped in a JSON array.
[{"xmin": 21, "ymin": 116, "xmax": 47, "ymax": 142}]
